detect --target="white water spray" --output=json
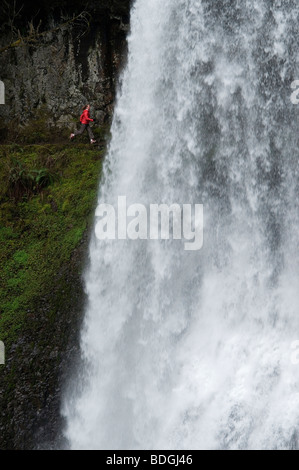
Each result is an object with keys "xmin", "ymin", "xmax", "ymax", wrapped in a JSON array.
[{"xmin": 63, "ymin": 0, "xmax": 299, "ymax": 450}]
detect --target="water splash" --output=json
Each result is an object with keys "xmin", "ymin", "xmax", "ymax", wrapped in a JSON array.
[{"xmin": 63, "ymin": 0, "xmax": 299, "ymax": 450}]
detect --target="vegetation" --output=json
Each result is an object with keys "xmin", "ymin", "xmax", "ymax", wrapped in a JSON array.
[{"xmin": 0, "ymin": 142, "xmax": 104, "ymax": 348}]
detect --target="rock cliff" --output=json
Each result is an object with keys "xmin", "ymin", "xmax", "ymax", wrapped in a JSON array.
[
  {"xmin": 0, "ymin": 0, "xmax": 131, "ymax": 450},
  {"xmin": 0, "ymin": 0, "xmax": 131, "ymax": 139}
]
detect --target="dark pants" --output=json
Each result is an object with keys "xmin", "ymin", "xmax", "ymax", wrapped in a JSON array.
[{"xmin": 74, "ymin": 123, "xmax": 94, "ymax": 140}]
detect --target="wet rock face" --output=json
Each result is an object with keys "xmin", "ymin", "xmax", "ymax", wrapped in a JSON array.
[
  {"xmin": 0, "ymin": 3, "xmax": 130, "ymax": 129},
  {"xmin": 0, "ymin": 232, "xmax": 89, "ymax": 450},
  {"xmin": 0, "ymin": 0, "xmax": 131, "ymax": 451}
]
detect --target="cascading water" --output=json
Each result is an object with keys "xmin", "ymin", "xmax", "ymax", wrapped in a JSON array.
[{"xmin": 63, "ymin": 0, "xmax": 299, "ymax": 450}]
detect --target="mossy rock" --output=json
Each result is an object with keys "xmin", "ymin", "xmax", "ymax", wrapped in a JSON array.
[{"xmin": 0, "ymin": 140, "xmax": 106, "ymax": 449}]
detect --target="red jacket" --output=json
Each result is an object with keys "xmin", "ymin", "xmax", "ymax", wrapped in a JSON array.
[{"xmin": 80, "ymin": 109, "xmax": 94, "ymax": 125}]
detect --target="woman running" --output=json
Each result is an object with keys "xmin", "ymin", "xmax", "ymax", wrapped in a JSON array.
[{"xmin": 70, "ymin": 105, "xmax": 97, "ymax": 144}]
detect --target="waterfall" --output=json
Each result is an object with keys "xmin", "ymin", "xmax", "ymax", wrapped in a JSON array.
[{"xmin": 63, "ymin": 0, "xmax": 299, "ymax": 450}]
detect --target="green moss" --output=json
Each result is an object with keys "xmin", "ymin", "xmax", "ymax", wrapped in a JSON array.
[
  {"xmin": 13, "ymin": 250, "xmax": 29, "ymax": 265},
  {"xmin": 0, "ymin": 142, "xmax": 104, "ymax": 347},
  {"xmin": 17, "ymin": 107, "xmax": 56, "ymax": 144}
]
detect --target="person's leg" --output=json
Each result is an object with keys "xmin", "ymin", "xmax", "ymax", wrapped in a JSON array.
[
  {"xmin": 86, "ymin": 124, "xmax": 95, "ymax": 140},
  {"xmin": 74, "ymin": 124, "xmax": 87, "ymax": 136}
]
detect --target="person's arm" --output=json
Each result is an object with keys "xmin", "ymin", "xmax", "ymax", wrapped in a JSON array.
[{"xmin": 84, "ymin": 109, "xmax": 94, "ymax": 122}]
